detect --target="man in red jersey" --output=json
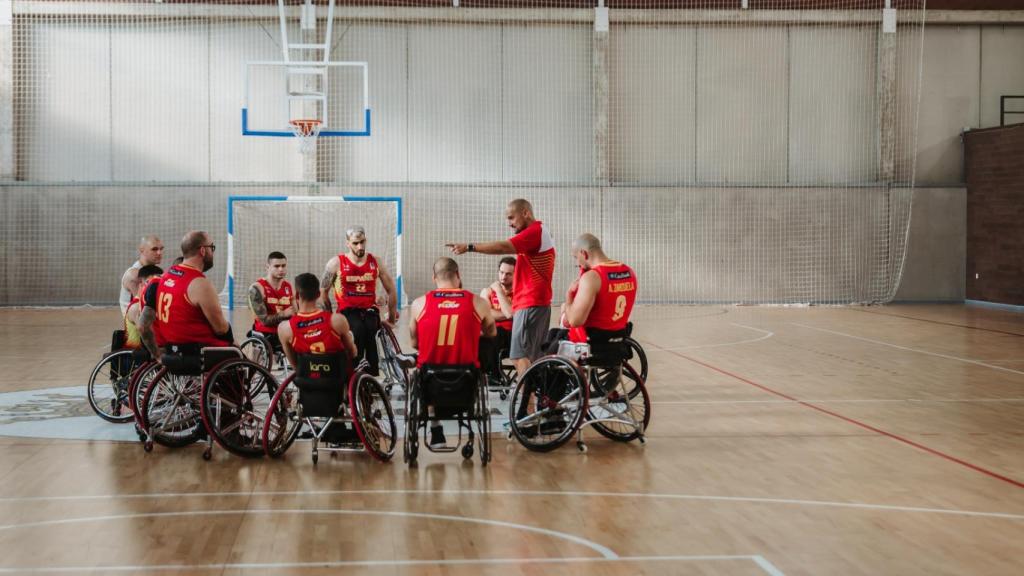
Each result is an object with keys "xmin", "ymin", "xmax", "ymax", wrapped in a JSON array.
[
  {"xmin": 279, "ymin": 273, "xmax": 358, "ymax": 369},
  {"xmin": 447, "ymin": 199, "xmax": 555, "ymax": 376},
  {"xmin": 560, "ymin": 233, "xmax": 638, "ymax": 346},
  {"xmin": 479, "ymin": 257, "xmax": 514, "ymax": 383},
  {"xmin": 320, "ymin": 226, "xmax": 399, "ymax": 376},
  {"xmin": 150, "ymin": 231, "xmax": 233, "ymax": 352},
  {"xmin": 409, "ymin": 258, "xmax": 496, "ymax": 449},
  {"xmin": 247, "ymin": 251, "xmax": 294, "ymax": 353}
]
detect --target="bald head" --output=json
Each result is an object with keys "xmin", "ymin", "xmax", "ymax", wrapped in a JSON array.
[
  {"xmin": 181, "ymin": 230, "xmax": 209, "ymax": 258},
  {"xmin": 573, "ymin": 233, "xmax": 603, "ymax": 254},
  {"xmin": 432, "ymin": 257, "xmax": 460, "ymax": 281},
  {"xmin": 505, "ymin": 199, "xmax": 536, "ymax": 234},
  {"xmin": 507, "ymin": 198, "xmax": 533, "ymax": 217},
  {"xmin": 137, "ymin": 234, "xmax": 165, "ymax": 265}
]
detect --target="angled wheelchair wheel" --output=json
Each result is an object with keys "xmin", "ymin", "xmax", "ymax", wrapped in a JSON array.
[
  {"xmin": 201, "ymin": 358, "xmax": 278, "ymax": 458},
  {"xmin": 351, "ymin": 373, "xmax": 397, "ymax": 462},
  {"xmin": 476, "ymin": 374, "xmax": 492, "ymax": 465},
  {"xmin": 403, "ymin": 381, "xmax": 420, "ymax": 464},
  {"xmin": 87, "ymin": 350, "xmax": 137, "ymax": 423},
  {"xmin": 509, "ymin": 356, "xmax": 588, "ymax": 453},
  {"xmin": 140, "ymin": 369, "xmax": 205, "ymax": 448},
  {"xmin": 589, "ymin": 363, "xmax": 651, "ymax": 443},
  {"xmin": 624, "ymin": 337, "xmax": 648, "ymax": 396},
  {"xmin": 261, "ymin": 374, "xmax": 302, "ymax": 458},
  {"xmin": 377, "ymin": 324, "xmax": 409, "ymax": 395},
  {"xmin": 240, "ymin": 335, "xmax": 273, "ymax": 371}
]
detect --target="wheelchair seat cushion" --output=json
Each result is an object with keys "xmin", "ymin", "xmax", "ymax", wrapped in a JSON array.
[{"xmin": 419, "ymin": 364, "xmax": 480, "ymax": 413}]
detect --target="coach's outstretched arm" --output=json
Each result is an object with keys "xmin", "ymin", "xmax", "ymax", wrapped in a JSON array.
[{"xmin": 445, "ymin": 240, "xmax": 516, "ymax": 256}]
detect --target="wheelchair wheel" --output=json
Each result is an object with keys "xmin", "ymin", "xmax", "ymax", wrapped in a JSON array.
[
  {"xmin": 476, "ymin": 374, "xmax": 492, "ymax": 465},
  {"xmin": 140, "ymin": 369, "xmax": 205, "ymax": 448},
  {"xmin": 240, "ymin": 335, "xmax": 273, "ymax": 371},
  {"xmin": 588, "ymin": 363, "xmax": 651, "ymax": 443},
  {"xmin": 624, "ymin": 337, "xmax": 648, "ymax": 396},
  {"xmin": 261, "ymin": 374, "xmax": 303, "ymax": 458},
  {"xmin": 509, "ymin": 356, "xmax": 588, "ymax": 453},
  {"xmin": 403, "ymin": 381, "xmax": 420, "ymax": 464},
  {"xmin": 129, "ymin": 361, "xmax": 160, "ymax": 435},
  {"xmin": 87, "ymin": 350, "xmax": 137, "ymax": 423},
  {"xmin": 201, "ymin": 358, "xmax": 278, "ymax": 458},
  {"xmin": 351, "ymin": 373, "xmax": 397, "ymax": 462},
  {"xmin": 377, "ymin": 324, "xmax": 409, "ymax": 394}
]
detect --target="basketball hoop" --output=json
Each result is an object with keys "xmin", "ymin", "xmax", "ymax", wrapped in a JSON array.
[{"xmin": 289, "ymin": 119, "xmax": 322, "ymax": 155}]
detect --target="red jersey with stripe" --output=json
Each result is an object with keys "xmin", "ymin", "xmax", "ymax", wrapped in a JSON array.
[
  {"xmin": 416, "ymin": 290, "xmax": 482, "ymax": 368},
  {"xmin": 289, "ymin": 311, "xmax": 345, "ymax": 355},
  {"xmin": 155, "ymin": 264, "xmax": 227, "ymax": 347},
  {"xmin": 333, "ymin": 253, "xmax": 379, "ymax": 310},
  {"xmin": 487, "ymin": 287, "xmax": 513, "ymax": 331},
  {"xmin": 570, "ymin": 262, "xmax": 638, "ymax": 343},
  {"xmin": 252, "ymin": 278, "xmax": 293, "ymax": 334},
  {"xmin": 508, "ymin": 221, "xmax": 555, "ymax": 310}
]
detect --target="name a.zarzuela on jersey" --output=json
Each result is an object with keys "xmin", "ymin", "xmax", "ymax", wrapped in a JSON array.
[{"xmin": 607, "ymin": 270, "xmax": 635, "ymax": 293}]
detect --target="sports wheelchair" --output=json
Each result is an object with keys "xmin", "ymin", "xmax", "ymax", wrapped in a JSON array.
[
  {"xmin": 86, "ymin": 329, "xmax": 152, "ymax": 423},
  {"xmin": 240, "ymin": 330, "xmax": 290, "ymax": 375},
  {"xmin": 376, "ymin": 321, "xmax": 411, "ymax": 396},
  {"xmin": 404, "ymin": 360, "xmax": 492, "ymax": 466},
  {"xmin": 137, "ymin": 344, "xmax": 279, "ymax": 459},
  {"xmin": 508, "ymin": 329, "xmax": 651, "ymax": 453},
  {"xmin": 261, "ymin": 353, "xmax": 397, "ymax": 463}
]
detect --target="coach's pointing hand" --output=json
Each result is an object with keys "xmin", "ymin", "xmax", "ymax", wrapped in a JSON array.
[{"xmin": 446, "ymin": 243, "xmax": 469, "ymax": 255}]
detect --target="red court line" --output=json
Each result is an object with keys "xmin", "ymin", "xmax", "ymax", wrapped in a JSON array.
[
  {"xmin": 849, "ymin": 307, "xmax": 1024, "ymax": 338},
  {"xmin": 664, "ymin": 348, "xmax": 1024, "ymax": 490}
]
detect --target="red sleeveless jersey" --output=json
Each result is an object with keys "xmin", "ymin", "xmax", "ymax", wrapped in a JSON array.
[
  {"xmin": 253, "ymin": 278, "xmax": 293, "ymax": 334},
  {"xmin": 488, "ymin": 287, "xmax": 513, "ymax": 331},
  {"xmin": 155, "ymin": 264, "xmax": 226, "ymax": 347},
  {"xmin": 333, "ymin": 253, "xmax": 379, "ymax": 310},
  {"xmin": 289, "ymin": 311, "xmax": 345, "ymax": 356},
  {"xmin": 416, "ymin": 290, "xmax": 482, "ymax": 368},
  {"xmin": 570, "ymin": 262, "xmax": 638, "ymax": 343}
]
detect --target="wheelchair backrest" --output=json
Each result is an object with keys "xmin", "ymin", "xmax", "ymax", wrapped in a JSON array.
[
  {"xmin": 584, "ymin": 328, "xmax": 631, "ymax": 367},
  {"xmin": 110, "ymin": 329, "xmax": 127, "ymax": 353},
  {"xmin": 419, "ymin": 364, "xmax": 480, "ymax": 411},
  {"xmin": 160, "ymin": 345, "xmax": 241, "ymax": 376},
  {"xmin": 294, "ymin": 353, "xmax": 350, "ymax": 418}
]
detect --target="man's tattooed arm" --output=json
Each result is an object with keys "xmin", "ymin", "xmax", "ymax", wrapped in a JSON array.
[
  {"xmin": 137, "ymin": 306, "xmax": 159, "ymax": 359},
  {"xmin": 319, "ymin": 270, "xmax": 336, "ymax": 312},
  {"xmin": 248, "ymin": 284, "xmax": 291, "ymax": 327}
]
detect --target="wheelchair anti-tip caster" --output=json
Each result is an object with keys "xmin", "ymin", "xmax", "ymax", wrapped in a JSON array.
[
  {"xmin": 577, "ymin": 441, "xmax": 587, "ymax": 453},
  {"xmin": 461, "ymin": 444, "xmax": 474, "ymax": 459},
  {"xmin": 202, "ymin": 448, "xmax": 212, "ymax": 461},
  {"xmin": 499, "ymin": 391, "xmax": 508, "ymax": 401},
  {"xmin": 312, "ymin": 450, "xmax": 319, "ymax": 465},
  {"xmin": 143, "ymin": 440, "xmax": 153, "ymax": 453},
  {"xmin": 639, "ymin": 435, "xmax": 647, "ymax": 444}
]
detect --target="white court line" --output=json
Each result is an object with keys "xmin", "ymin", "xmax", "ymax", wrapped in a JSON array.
[
  {"xmin": 653, "ymin": 398, "xmax": 1024, "ymax": 405},
  {"xmin": 792, "ymin": 323, "xmax": 1024, "ymax": 377},
  {"xmin": 0, "ymin": 555, "xmax": 784, "ymax": 575},
  {"xmin": 2, "ymin": 489, "xmax": 1022, "ymax": 522},
  {"xmin": 0, "ymin": 508, "xmax": 617, "ymax": 560},
  {"xmin": 645, "ymin": 323, "xmax": 774, "ymax": 352}
]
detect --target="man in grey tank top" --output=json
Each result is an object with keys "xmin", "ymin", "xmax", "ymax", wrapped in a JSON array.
[{"xmin": 119, "ymin": 235, "xmax": 164, "ymax": 314}]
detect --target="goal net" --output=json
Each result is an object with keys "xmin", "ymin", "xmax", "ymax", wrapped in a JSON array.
[{"xmin": 221, "ymin": 196, "xmax": 403, "ymax": 311}]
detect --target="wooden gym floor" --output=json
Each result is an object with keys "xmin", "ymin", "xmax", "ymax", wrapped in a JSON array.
[{"xmin": 0, "ymin": 304, "xmax": 1022, "ymax": 575}]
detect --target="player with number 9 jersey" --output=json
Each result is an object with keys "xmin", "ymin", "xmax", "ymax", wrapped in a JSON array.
[{"xmin": 289, "ymin": 311, "xmax": 345, "ymax": 356}]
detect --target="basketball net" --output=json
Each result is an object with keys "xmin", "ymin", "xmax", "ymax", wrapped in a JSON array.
[{"xmin": 289, "ymin": 119, "xmax": 322, "ymax": 156}]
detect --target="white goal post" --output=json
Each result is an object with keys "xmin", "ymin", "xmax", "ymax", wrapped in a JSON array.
[{"xmin": 222, "ymin": 195, "xmax": 403, "ymax": 311}]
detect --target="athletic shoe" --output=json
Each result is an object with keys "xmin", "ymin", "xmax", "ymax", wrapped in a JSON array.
[{"xmin": 429, "ymin": 425, "xmax": 447, "ymax": 449}]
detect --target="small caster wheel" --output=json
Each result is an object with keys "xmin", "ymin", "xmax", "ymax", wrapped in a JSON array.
[
  {"xmin": 639, "ymin": 435, "xmax": 647, "ymax": 444},
  {"xmin": 312, "ymin": 450, "xmax": 319, "ymax": 465},
  {"xmin": 506, "ymin": 430, "xmax": 513, "ymax": 441},
  {"xmin": 499, "ymin": 391, "xmax": 508, "ymax": 401},
  {"xmin": 143, "ymin": 440, "xmax": 153, "ymax": 452},
  {"xmin": 461, "ymin": 444, "xmax": 474, "ymax": 459},
  {"xmin": 202, "ymin": 448, "xmax": 212, "ymax": 461},
  {"xmin": 385, "ymin": 385, "xmax": 392, "ymax": 396},
  {"xmin": 577, "ymin": 441, "xmax": 587, "ymax": 453}
]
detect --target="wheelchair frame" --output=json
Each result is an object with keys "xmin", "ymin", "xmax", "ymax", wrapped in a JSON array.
[{"xmin": 403, "ymin": 364, "xmax": 491, "ymax": 466}]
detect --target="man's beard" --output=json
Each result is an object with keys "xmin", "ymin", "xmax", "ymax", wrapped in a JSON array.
[
  {"xmin": 352, "ymin": 249, "xmax": 365, "ymax": 258},
  {"xmin": 203, "ymin": 253, "xmax": 214, "ymax": 272}
]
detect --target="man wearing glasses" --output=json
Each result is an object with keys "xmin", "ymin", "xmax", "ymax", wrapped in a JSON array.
[
  {"xmin": 319, "ymin": 226, "xmax": 399, "ymax": 376},
  {"xmin": 139, "ymin": 230, "xmax": 233, "ymax": 357}
]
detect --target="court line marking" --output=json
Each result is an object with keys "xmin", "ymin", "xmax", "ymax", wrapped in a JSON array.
[
  {"xmin": 657, "ymin": 345, "xmax": 1024, "ymax": 490},
  {"xmin": 792, "ymin": 323, "xmax": 1024, "ymax": 377},
  {"xmin": 643, "ymin": 323, "xmax": 774, "ymax": 352},
  {"xmin": 2, "ymin": 489, "xmax": 1023, "ymax": 521},
  {"xmin": 848, "ymin": 307, "xmax": 1024, "ymax": 338},
  {"xmin": 0, "ymin": 508, "xmax": 617, "ymax": 560},
  {"xmin": 653, "ymin": 398, "xmax": 1024, "ymax": 405},
  {"xmin": 0, "ymin": 555, "xmax": 784, "ymax": 575}
]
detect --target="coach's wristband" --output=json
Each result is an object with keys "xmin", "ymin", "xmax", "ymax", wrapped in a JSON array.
[{"xmin": 468, "ymin": 243, "xmax": 475, "ymax": 252}]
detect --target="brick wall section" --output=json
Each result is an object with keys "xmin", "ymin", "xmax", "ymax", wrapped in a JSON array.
[{"xmin": 964, "ymin": 123, "xmax": 1024, "ymax": 305}]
